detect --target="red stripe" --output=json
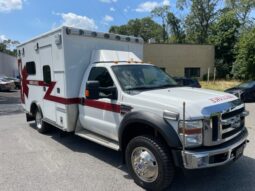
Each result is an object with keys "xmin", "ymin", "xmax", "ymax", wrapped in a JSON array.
[
  {"xmin": 27, "ymin": 80, "xmax": 80, "ymax": 105},
  {"xmin": 26, "ymin": 80, "xmax": 120, "ymax": 112},
  {"xmin": 83, "ymin": 99, "xmax": 120, "ymax": 113}
]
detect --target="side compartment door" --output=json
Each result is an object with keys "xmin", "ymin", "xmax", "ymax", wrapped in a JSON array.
[
  {"xmin": 79, "ymin": 67, "xmax": 121, "ymax": 141},
  {"xmin": 39, "ymin": 46, "xmax": 56, "ymax": 122}
]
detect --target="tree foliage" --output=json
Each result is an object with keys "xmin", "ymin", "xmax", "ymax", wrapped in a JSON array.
[
  {"xmin": 151, "ymin": 5, "xmax": 169, "ymax": 42},
  {"xmin": 209, "ymin": 10, "xmax": 240, "ymax": 78},
  {"xmin": 0, "ymin": 39, "xmax": 19, "ymax": 56},
  {"xmin": 167, "ymin": 12, "xmax": 186, "ymax": 43},
  {"xmin": 109, "ymin": 17, "xmax": 163, "ymax": 42},
  {"xmin": 232, "ymin": 28, "xmax": 255, "ymax": 79},
  {"xmin": 180, "ymin": 0, "xmax": 220, "ymax": 44},
  {"xmin": 225, "ymin": 0, "xmax": 255, "ymax": 27}
]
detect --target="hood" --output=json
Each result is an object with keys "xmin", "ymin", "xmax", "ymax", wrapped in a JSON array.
[{"xmin": 124, "ymin": 87, "xmax": 239, "ymax": 119}]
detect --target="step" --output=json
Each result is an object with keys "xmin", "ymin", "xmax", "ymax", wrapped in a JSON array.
[{"xmin": 75, "ymin": 129, "xmax": 120, "ymax": 151}]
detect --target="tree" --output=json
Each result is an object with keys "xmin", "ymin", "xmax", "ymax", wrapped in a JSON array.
[
  {"xmin": 0, "ymin": 39, "xmax": 19, "ymax": 56},
  {"xmin": 209, "ymin": 10, "xmax": 240, "ymax": 78},
  {"xmin": 109, "ymin": 17, "xmax": 163, "ymax": 42},
  {"xmin": 232, "ymin": 27, "xmax": 255, "ymax": 79},
  {"xmin": 225, "ymin": 0, "xmax": 255, "ymax": 27},
  {"xmin": 167, "ymin": 12, "xmax": 186, "ymax": 43},
  {"xmin": 151, "ymin": 5, "xmax": 169, "ymax": 42},
  {"xmin": 179, "ymin": 0, "xmax": 220, "ymax": 44}
]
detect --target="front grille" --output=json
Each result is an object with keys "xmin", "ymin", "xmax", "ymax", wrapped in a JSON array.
[
  {"xmin": 222, "ymin": 107, "xmax": 244, "ymax": 119},
  {"xmin": 204, "ymin": 105, "xmax": 246, "ymax": 146}
]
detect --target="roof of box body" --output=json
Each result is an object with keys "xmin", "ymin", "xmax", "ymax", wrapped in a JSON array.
[
  {"xmin": 17, "ymin": 26, "xmax": 144, "ymax": 48},
  {"xmin": 92, "ymin": 50, "xmax": 142, "ymax": 64}
]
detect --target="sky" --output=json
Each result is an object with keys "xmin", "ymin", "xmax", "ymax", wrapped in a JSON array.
[
  {"xmin": 0, "ymin": 0, "xmax": 254, "ymax": 44},
  {"xmin": 0, "ymin": 0, "xmax": 179, "ymax": 43}
]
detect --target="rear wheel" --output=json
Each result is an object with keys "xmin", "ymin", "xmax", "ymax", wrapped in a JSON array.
[
  {"xmin": 35, "ymin": 109, "xmax": 48, "ymax": 133},
  {"xmin": 125, "ymin": 135, "xmax": 175, "ymax": 191}
]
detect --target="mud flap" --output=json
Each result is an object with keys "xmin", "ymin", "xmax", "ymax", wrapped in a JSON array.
[{"xmin": 26, "ymin": 113, "xmax": 35, "ymax": 122}]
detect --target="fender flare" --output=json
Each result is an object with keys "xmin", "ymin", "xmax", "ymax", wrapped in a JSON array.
[{"xmin": 118, "ymin": 111, "xmax": 182, "ymax": 150}]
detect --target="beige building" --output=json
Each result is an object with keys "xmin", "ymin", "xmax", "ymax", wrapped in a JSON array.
[{"xmin": 144, "ymin": 44, "xmax": 215, "ymax": 79}]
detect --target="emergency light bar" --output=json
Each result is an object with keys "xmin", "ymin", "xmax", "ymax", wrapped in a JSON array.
[{"xmin": 65, "ymin": 27, "xmax": 144, "ymax": 44}]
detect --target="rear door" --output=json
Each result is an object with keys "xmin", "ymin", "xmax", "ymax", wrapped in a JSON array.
[{"xmin": 39, "ymin": 45, "xmax": 56, "ymax": 122}]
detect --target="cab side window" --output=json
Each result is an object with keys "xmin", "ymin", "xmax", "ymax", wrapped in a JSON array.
[{"xmin": 88, "ymin": 67, "xmax": 116, "ymax": 98}]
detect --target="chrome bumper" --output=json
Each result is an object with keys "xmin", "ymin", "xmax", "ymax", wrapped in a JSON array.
[{"xmin": 182, "ymin": 132, "xmax": 248, "ymax": 169}]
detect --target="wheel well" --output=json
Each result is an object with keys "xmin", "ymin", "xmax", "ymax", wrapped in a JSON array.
[
  {"xmin": 30, "ymin": 102, "xmax": 38, "ymax": 117},
  {"xmin": 121, "ymin": 122, "xmax": 168, "ymax": 154}
]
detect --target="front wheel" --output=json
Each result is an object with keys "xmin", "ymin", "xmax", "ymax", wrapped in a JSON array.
[
  {"xmin": 35, "ymin": 109, "xmax": 48, "ymax": 133},
  {"xmin": 125, "ymin": 135, "xmax": 175, "ymax": 191}
]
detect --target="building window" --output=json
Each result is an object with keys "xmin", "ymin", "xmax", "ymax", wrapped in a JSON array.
[
  {"xmin": 43, "ymin": 65, "xmax": 51, "ymax": 84},
  {"xmin": 185, "ymin": 67, "xmax": 200, "ymax": 78},
  {"xmin": 26, "ymin": 62, "xmax": 36, "ymax": 75}
]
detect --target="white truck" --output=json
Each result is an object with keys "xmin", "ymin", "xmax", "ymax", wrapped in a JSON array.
[{"xmin": 17, "ymin": 26, "xmax": 249, "ymax": 191}]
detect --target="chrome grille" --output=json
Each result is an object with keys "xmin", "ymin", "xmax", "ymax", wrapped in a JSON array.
[{"xmin": 204, "ymin": 105, "xmax": 247, "ymax": 146}]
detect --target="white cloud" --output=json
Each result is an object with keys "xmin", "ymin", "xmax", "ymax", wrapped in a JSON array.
[
  {"xmin": 103, "ymin": 15, "xmax": 114, "ymax": 22},
  {"xmin": 162, "ymin": 0, "xmax": 170, "ymax": 6},
  {"xmin": 100, "ymin": 0, "xmax": 117, "ymax": 3},
  {"xmin": 135, "ymin": 0, "xmax": 170, "ymax": 12},
  {"xmin": 110, "ymin": 7, "xmax": 115, "ymax": 12},
  {"xmin": 102, "ymin": 15, "xmax": 114, "ymax": 26},
  {"xmin": 58, "ymin": 12, "xmax": 98, "ymax": 30},
  {"xmin": 0, "ymin": 35, "xmax": 7, "ymax": 42},
  {"xmin": 0, "ymin": 0, "xmax": 23, "ymax": 12},
  {"xmin": 124, "ymin": 6, "xmax": 130, "ymax": 13},
  {"xmin": 135, "ymin": 1, "xmax": 159, "ymax": 12}
]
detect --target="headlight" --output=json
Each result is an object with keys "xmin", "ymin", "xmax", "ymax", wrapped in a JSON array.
[{"xmin": 178, "ymin": 120, "xmax": 203, "ymax": 147}]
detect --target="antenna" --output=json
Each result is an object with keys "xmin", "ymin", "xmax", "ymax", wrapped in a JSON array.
[{"xmin": 182, "ymin": 101, "xmax": 187, "ymax": 167}]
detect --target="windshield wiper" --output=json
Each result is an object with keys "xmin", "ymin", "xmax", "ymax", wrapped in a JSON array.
[
  {"xmin": 126, "ymin": 84, "xmax": 177, "ymax": 91},
  {"xmin": 126, "ymin": 86, "xmax": 155, "ymax": 91},
  {"xmin": 156, "ymin": 84, "xmax": 177, "ymax": 89}
]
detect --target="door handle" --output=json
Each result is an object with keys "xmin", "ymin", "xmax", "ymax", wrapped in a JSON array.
[{"xmin": 43, "ymin": 86, "xmax": 46, "ymax": 91}]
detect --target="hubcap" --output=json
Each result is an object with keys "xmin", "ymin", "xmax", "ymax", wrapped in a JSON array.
[
  {"xmin": 131, "ymin": 147, "xmax": 158, "ymax": 183},
  {"xmin": 35, "ymin": 111, "xmax": 42, "ymax": 129}
]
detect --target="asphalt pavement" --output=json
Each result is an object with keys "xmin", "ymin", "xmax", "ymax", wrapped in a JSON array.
[
  {"xmin": 0, "ymin": 90, "xmax": 23, "ymax": 115},
  {"xmin": 0, "ymin": 91, "xmax": 254, "ymax": 191}
]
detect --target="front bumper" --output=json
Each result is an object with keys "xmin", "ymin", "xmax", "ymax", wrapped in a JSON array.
[{"xmin": 172, "ymin": 128, "xmax": 248, "ymax": 169}]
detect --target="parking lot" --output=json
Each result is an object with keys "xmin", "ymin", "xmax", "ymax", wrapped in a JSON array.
[{"xmin": 0, "ymin": 91, "xmax": 254, "ymax": 191}]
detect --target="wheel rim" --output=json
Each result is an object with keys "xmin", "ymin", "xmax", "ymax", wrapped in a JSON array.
[
  {"xmin": 35, "ymin": 111, "xmax": 42, "ymax": 129},
  {"xmin": 131, "ymin": 147, "xmax": 159, "ymax": 183}
]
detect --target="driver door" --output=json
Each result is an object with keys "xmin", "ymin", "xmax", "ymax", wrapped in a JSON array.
[{"xmin": 80, "ymin": 67, "xmax": 121, "ymax": 141}]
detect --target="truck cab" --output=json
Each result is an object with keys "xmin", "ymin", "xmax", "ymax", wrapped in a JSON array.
[{"xmin": 17, "ymin": 26, "xmax": 249, "ymax": 191}]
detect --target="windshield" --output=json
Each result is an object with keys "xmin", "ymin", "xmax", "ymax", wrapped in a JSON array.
[
  {"xmin": 238, "ymin": 81, "xmax": 255, "ymax": 89},
  {"xmin": 112, "ymin": 65, "xmax": 177, "ymax": 92}
]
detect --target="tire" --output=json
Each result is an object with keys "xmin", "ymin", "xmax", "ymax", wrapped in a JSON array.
[
  {"xmin": 35, "ymin": 108, "xmax": 48, "ymax": 133},
  {"xmin": 125, "ymin": 135, "xmax": 175, "ymax": 191}
]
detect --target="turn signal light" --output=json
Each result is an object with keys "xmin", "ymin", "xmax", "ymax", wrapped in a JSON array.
[{"xmin": 85, "ymin": 90, "xmax": 90, "ymax": 97}]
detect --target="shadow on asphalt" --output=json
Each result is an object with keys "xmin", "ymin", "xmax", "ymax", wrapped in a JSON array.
[{"xmin": 29, "ymin": 123, "xmax": 254, "ymax": 191}]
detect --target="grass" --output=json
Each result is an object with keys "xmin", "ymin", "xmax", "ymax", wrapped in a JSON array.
[{"xmin": 200, "ymin": 80, "xmax": 242, "ymax": 91}]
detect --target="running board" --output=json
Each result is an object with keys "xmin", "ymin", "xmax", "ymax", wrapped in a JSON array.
[{"xmin": 75, "ymin": 129, "xmax": 120, "ymax": 151}]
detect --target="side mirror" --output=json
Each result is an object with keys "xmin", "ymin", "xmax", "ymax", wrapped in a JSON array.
[
  {"xmin": 107, "ymin": 86, "xmax": 118, "ymax": 100},
  {"xmin": 86, "ymin": 81, "xmax": 99, "ymax": 99}
]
